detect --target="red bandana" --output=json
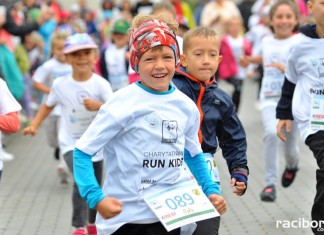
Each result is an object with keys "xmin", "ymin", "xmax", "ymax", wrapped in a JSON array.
[{"xmin": 129, "ymin": 19, "xmax": 180, "ymax": 73}]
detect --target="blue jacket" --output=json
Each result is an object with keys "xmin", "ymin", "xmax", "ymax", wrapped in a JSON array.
[{"xmin": 172, "ymin": 66, "xmax": 248, "ymax": 174}]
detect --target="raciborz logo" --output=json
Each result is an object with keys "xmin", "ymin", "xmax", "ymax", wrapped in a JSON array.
[{"xmin": 161, "ymin": 120, "xmax": 178, "ymax": 143}]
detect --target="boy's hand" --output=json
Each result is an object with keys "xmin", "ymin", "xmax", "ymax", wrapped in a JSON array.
[
  {"xmin": 231, "ymin": 168, "xmax": 248, "ymax": 196},
  {"xmin": 230, "ymin": 178, "xmax": 247, "ymax": 196},
  {"xmin": 277, "ymin": 119, "xmax": 291, "ymax": 142},
  {"xmin": 208, "ymin": 194, "xmax": 227, "ymax": 215},
  {"xmin": 22, "ymin": 126, "xmax": 38, "ymax": 136},
  {"xmin": 83, "ymin": 98, "xmax": 102, "ymax": 111},
  {"xmin": 96, "ymin": 196, "xmax": 123, "ymax": 219}
]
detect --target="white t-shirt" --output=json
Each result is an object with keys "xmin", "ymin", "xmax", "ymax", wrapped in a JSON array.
[
  {"xmin": 0, "ymin": 79, "xmax": 22, "ymax": 171},
  {"xmin": 33, "ymin": 57, "xmax": 72, "ymax": 116},
  {"xmin": 260, "ymin": 34, "xmax": 299, "ymax": 108},
  {"xmin": 104, "ymin": 44, "xmax": 129, "ymax": 91},
  {"xmin": 75, "ymin": 83, "xmax": 203, "ymax": 234},
  {"xmin": 46, "ymin": 73, "xmax": 113, "ymax": 159},
  {"xmin": 285, "ymin": 34, "xmax": 324, "ymax": 142},
  {"xmin": 227, "ymin": 36, "xmax": 248, "ymax": 79}
]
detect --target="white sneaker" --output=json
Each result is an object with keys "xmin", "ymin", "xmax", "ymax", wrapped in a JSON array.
[{"xmin": 0, "ymin": 148, "xmax": 14, "ymax": 161}]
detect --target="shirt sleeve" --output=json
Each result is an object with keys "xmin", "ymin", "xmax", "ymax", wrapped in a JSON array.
[{"xmin": 73, "ymin": 148, "xmax": 105, "ymax": 208}]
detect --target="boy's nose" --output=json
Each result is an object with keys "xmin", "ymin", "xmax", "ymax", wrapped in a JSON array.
[{"xmin": 155, "ymin": 58, "xmax": 165, "ymax": 69}]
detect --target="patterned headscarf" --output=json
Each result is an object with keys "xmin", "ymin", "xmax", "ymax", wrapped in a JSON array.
[{"xmin": 129, "ymin": 19, "xmax": 180, "ymax": 73}]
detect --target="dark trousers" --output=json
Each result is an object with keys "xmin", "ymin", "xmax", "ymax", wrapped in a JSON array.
[
  {"xmin": 64, "ymin": 151, "xmax": 103, "ymax": 227},
  {"xmin": 112, "ymin": 222, "xmax": 180, "ymax": 235},
  {"xmin": 224, "ymin": 77, "xmax": 243, "ymax": 113},
  {"xmin": 193, "ymin": 217, "xmax": 220, "ymax": 235},
  {"xmin": 305, "ymin": 131, "xmax": 324, "ymax": 234}
]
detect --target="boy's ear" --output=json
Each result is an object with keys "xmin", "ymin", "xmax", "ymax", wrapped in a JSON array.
[
  {"xmin": 180, "ymin": 54, "xmax": 187, "ymax": 67},
  {"xmin": 307, "ymin": 0, "xmax": 313, "ymax": 14},
  {"xmin": 218, "ymin": 55, "xmax": 223, "ymax": 63}
]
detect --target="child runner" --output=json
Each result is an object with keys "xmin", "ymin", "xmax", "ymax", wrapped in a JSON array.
[
  {"xmin": 277, "ymin": 0, "xmax": 324, "ymax": 233},
  {"xmin": 73, "ymin": 14, "xmax": 227, "ymax": 235},
  {"xmin": 172, "ymin": 26, "xmax": 248, "ymax": 235},
  {"xmin": 242, "ymin": 0, "xmax": 300, "ymax": 202},
  {"xmin": 0, "ymin": 78, "xmax": 21, "ymax": 182},
  {"xmin": 218, "ymin": 16, "xmax": 252, "ymax": 113},
  {"xmin": 32, "ymin": 30, "xmax": 72, "ymax": 183},
  {"xmin": 100, "ymin": 18, "xmax": 131, "ymax": 91},
  {"xmin": 23, "ymin": 33, "xmax": 113, "ymax": 235}
]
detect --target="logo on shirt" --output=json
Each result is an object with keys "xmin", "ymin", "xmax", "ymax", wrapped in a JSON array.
[
  {"xmin": 162, "ymin": 120, "xmax": 178, "ymax": 143},
  {"xmin": 144, "ymin": 113, "xmax": 160, "ymax": 128},
  {"xmin": 77, "ymin": 91, "xmax": 89, "ymax": 104}
]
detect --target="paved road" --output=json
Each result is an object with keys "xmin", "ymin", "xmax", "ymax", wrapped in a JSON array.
[{"xmin": 0, "ymin": 78, "xmax": 316, "ymax": 235}]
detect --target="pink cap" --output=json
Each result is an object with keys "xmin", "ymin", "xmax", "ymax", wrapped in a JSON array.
[{"xmin": 64, "ymin": 33, "xmax": 98, "ymax": 54}]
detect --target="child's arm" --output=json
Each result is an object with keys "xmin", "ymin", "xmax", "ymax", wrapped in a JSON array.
[
  {"xmin": 266, "ymin": 62, "xmax": 285, "ymax": 73},
  {"xmin": 184, "ymin": 149, "xmax": 227, "ymax": 214},
  {"xmin": 83, "ymin": 98, "xmax": 104, "ymax": 111},
  {"xmin": 217, "ymin": 97, "xmax": 249, "ymax": 196},
  {"xmin": 22, "ymin": 104, "xmax": 54, "ymax": 136},
  {"xmin": 73, "ymin": 148, "xmax": 123, "ymax": 219},
  {"xmin": 0, "ymin": 112, "xmax": 20, "ymax": 133},
  {"xmin": 240, "ymin": 55, "xmax": 262, "ymax": 68},
  {"xmin": 33, "ymin": 81, "xmax": 50, "ymax": 94},
  {"xmin": 276, "ymin": 77, "xmax": 296, "ymax": 142}
]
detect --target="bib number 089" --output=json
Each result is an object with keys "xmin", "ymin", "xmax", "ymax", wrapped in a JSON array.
[{"xmin": 165, "ymin": 193, "xmax": 195, "ymax": 210}]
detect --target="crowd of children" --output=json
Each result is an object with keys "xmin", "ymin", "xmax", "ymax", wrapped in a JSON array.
[{"xmin": 1, "ymin": 0, "xmax": 323, "ymax": 234}]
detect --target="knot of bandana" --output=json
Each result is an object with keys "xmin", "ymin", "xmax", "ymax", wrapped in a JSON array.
[{"xmin": 129, "ymin": 19, "xmax": 180, "ymax": 73}]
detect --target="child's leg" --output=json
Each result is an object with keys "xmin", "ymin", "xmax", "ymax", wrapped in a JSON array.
[
  {"xmin": 231, "ymin": 79, "xmax": 243, "ymax": 113},
  {"xmin": 63, "ymin": 151, "xmax": 87, "ymax": 228},
  {"xmin": 88, "ymin": 160, "xmax": 103, "ymax": 224},
  {"xmin": 305, "ymin": 131, "xmax": 324, "ymax": 234},
  {"xmin": 22, "ymin": 73, "xmax": 33, "ymax": 119},
  {"xmin": 193, "ymin": 217, "xmax": 220, "ymax": 235},
  {"xmin": 261, "ymin": 106, "xmax": 280, "ymax": 186},
  {"xmin": 283, "ymin": 121, "xmax": 299, "ymax": 168}
]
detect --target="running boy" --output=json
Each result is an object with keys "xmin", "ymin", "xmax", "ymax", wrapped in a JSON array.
[
  {"xmin": 277, "ymin": 0, "xmax": 324, "ymax": 233},
  {"xmin": 23, "ymin": 33, "xmax": 113, "ymax": 235},
  {"xmin": 73, "ymin": 14, "xmax": 227, "ymax": 235},
  {"xmin": 172, "ymin": 26, "xmax": 248, "ymax": 235},
  {"xmin": 0, "ymin": 78, "xmax": 21, "ymax": 182}
]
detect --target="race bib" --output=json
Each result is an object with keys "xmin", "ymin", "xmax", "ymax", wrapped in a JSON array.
[
  {"xmin": 183, "ymin": 153, "xmax": 220, "ymax": 183},
  {"xmin": 109, "ymin": 74, "xmax": 129, "ymax": 91},
  {"xmin": 144, "ymin": 181, "xmax": 219, "ymax": 232},
  {"xmin": 310, "ymin": 94, "xmax": 324, "ymax": 131},
  {"xmin": 261, "ymin": 74, "xmax": 284, "ymax": 101}
]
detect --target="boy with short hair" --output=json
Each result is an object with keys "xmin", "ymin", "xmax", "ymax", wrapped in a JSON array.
[
  {"xmin": 23, "ymin": 33, "xmax": 113, "ymax": 235},
  {"xmin": 73, "ymin": 14, "xmax": 227, "ymax": 235},
  {"xmin": 172, "ymin": 26, "xmax": 249, "ymax": 235},
  {"xmin": 277, "ymin": 0, "xmax": 324, "ymax": 233}
]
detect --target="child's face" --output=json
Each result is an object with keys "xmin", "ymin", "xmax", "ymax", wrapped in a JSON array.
[
  {"xmin": 52, "ymin": 39, "xmax": 66, "ymax": 62},
  {"xmin": 270, "ymin": 4, "xmax": 297, "ymax": 39},
  {"xmin": 181, "ymin": 36, "xmax": 222, "ymax": 82},
  {"xmin": 65, "ymin": 49, "xmax": 98, "ymax": 74},
  {"xmin": 112, "ymin": 33, "xmax": 129, "ymax": 48},
  {"xmin": 137, "ymin": 46, "xmax": 176, "ymax": 92},
  {"xmin": 307, "ymin": 0, "xmax": 324, "ymax": 28},
  {"xmin": 227, "ymin": 18, "xmax": 243, "ymax": 38}
]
